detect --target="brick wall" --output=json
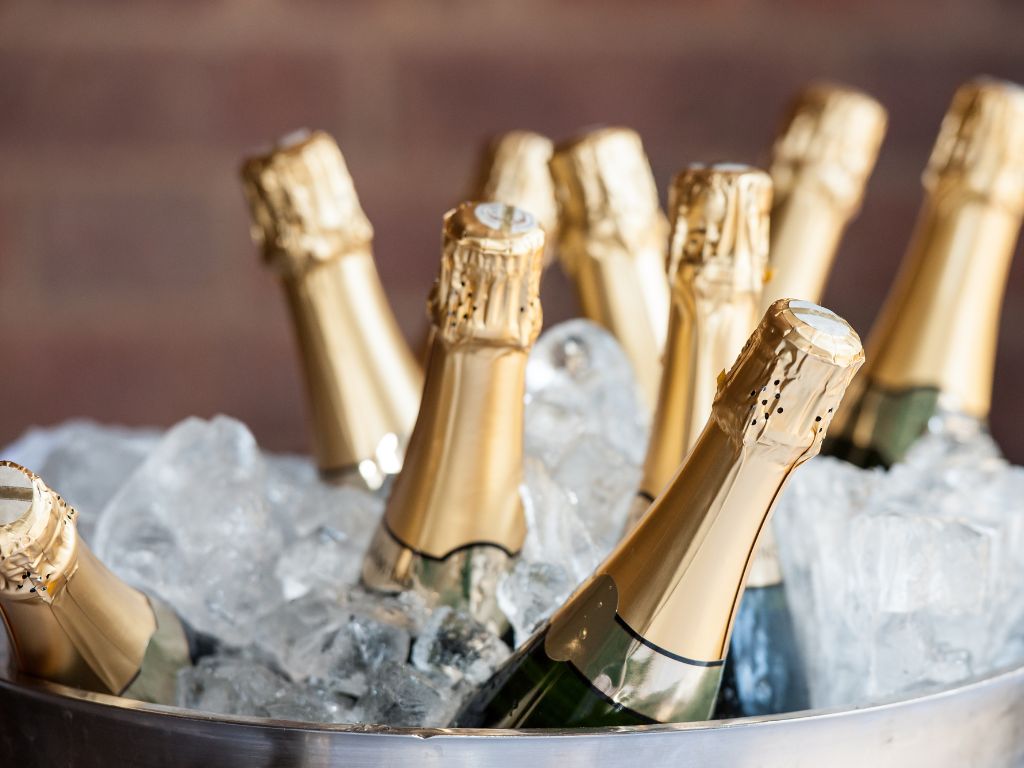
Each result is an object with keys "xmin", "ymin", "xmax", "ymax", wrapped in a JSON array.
[{"xmin": 2, "ymin": 0, "xmax": 1024, "ymax": 459}]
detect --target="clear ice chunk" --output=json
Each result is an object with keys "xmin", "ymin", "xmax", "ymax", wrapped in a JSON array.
[
  {"xmin": 496, "ymin": 559, "xmax": 573, "ymax": 647},
  {"xmin": 411, "ymin": 606, "xmax": 511, "ymax": 685},
  {"xmin": 774, "ymin": 427, "xmax": 1024, "ymax": 709},
  {"xmin": 176, "ymin": 650, "xmax": 351, "ymax": 723},
  {"xmin": 92, "ymin": 416, "xmax": 286, "ymax": 643},
  {"xmin": 351, "ymin": 660, "xmax": 454, "ymax": 728},
  {"xmin": 520, "ymin": 320, "xmax": 648, "ymax": 584},
  {"xmin": 526, "ymin": 319, "xmax": 649, "ymax": 466}
]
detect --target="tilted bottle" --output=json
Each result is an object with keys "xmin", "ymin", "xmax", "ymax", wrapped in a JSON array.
[
  {"xmin": 827, "ymin": 78, "xmax": 1024, "ymax": 468},
  {"xmin": 717, "ymin": 85, "xmax": 885, "ymax": 718},
  {"xmin": 241, "ymin": 130, "xmax": 423, "ymax": 490},
  {"xmin": 473, "ymin": 130, "xmax": 558, "ymax": 267},
  {"xmin": 549, "ymin": 127, "xmax": 670, "ymax": 408},
  {"xmin": 453, "ymin": 299, "xmax": 864, "ymax": 727},
  {"xmin": 361, "ymin": 202, "xmax": 544, "ymax": 634},
  {"xmin": 761, "ymin": 83, "xmax": 887, "ymax": 313},
  {"xmin": 625, "ymin": 164, "xmax": 771, "ymax": 532},
  {"xmin": 0, "ymin": 461, "xmax": 209, "ymax": 704}
]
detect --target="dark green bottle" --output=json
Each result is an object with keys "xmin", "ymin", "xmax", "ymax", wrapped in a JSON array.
[{"xmin": 453, "ymin": 299, "xmax": 864, "ymax": 728}]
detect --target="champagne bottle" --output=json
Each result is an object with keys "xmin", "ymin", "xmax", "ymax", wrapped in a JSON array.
[
  {"xmin": 549, "ymin": 127, "xmax": 670, "ymax": 408},
  {"xmin": 761, "ymin": 83, "xmax": 887, "ymax": 312},
  {"xmin": 241, "ymin": 130, "xmax": 423, "ymax": 490},
  {"xmin": 0, "ymin": 461, "xmax": 208, "ymax": 704},
  {"xmin": 625, "ymin": 164, "xmax": 771, "ymax": 531},
  {"xmin": 361, "ymin": 202, "xmax": 544, "ymax": 633},
  {"xmin": 474, "ymin": 131, "xmax": 558, "ymax": 266},
  {"xmin": 453, "ymin": 299, "xmax": 864, "ymax": 728},
  {"xmin": 717, "ymin": 85, "xmax": 885, "ymax": 718},
  {"xmin": 827, "ymin": 78, "xmax": 1024, "ymax": 468}
]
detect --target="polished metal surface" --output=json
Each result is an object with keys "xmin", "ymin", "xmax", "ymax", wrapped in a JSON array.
[{"xmin": 1, "ymin": 663, "xmax": 1023, "ymax": 767}]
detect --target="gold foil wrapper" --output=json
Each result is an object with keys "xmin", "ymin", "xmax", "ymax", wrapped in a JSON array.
[
  {"xmin": 637, "ymin": 165, "xmax": 770, "ymax": 505},
  {"xmin": 550, "ymin": 127, "xmax": 670, "ymax": 406},
  {"xmin": 240, "ymin": 130, "xmax": 423, "ymax": 485},
  {"xmin": 0, "ymin": 462, "xmax": 156, "ymax": 695},
  {"xmin": 376, "ymin": 202, "xmax": 543, "ymax": 562},
  {"xmin": 763, "ymin": 83, "xmax": 887, "ymax": 313},
  {"xmin": 474, "ymin": 131, "xmax": 558, "ymax": 265},
  {"xmin": 667, "ymin": 164, "xmax": 771, "ymax": 297},
  {"xmin": 770, "ymin": 82, "xmax": 887, "ymax": 215},
  {"xmin": 924, "ymin": 78, "xmax": 1024, "ymax": 212},
  {"xmin": 241, "ymin": 130, "xmax": 374, "ymax": 276},
  {"xmin": 603, "ymin": 300, "xmax": 863, "ymax": 662},
  {"xmin": 836, "ymin": 77, "xmax": 1024, "ymax": 429},
  {"xmin": 430, "ymin": 202, "xmax": 545, "ymax": 349}
]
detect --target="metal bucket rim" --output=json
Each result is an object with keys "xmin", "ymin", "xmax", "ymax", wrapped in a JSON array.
[{"xmin": 3, "ymin": 659, "xmax": 1022, "ymax": 738}]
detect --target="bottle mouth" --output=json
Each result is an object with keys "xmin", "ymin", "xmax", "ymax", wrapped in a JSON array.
[
  {"xmin": 0, "ymin": 461, "xmax": 35, "ymax": 526},
  {"xmin": 444, "ymin": 201, "xmax": 543, "ymax": 247},
  {"xmin": 472, "ymin": 202, "xmax": 537, "ymax": 236},
  {"xmin": 776, "ymin": 299, "xmax": 863, "ymax": 364}
]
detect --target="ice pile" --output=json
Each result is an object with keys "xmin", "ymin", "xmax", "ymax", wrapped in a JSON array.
[
  {"xmin": 510, "ymin": 319, "xmax": 648, "ymax": 643},
  {"xmin": 0, "ymin": 320, "xmax": 647, "ymax": 726},
  {"xmin": 774, "ymin": 422, "xmax": 1024, "ymax": 708}
]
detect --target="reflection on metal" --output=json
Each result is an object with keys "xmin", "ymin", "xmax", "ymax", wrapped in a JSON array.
[{"xmin": 1, "ymin": 662, "xmax": 1023, "ymax": 767}]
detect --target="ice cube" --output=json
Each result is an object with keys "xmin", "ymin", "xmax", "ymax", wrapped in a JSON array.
[
  {"xmin": 92, "ymin": 416, "xmax": 285, "ymax": 642},
  {"xmin": 411, "ymin": 606, "xmax": 511, "ymax": 685},
  {"xmin": 496, "ymin": 559, "xmax": 573, "ymax": 647},
  {"xmin": 351, "ymin": 660, "xmax": 454, "ymax": 727}
]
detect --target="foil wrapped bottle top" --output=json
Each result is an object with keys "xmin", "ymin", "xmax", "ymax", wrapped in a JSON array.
[
  {"xmin": 770, "ymin": 82, "xmax": 888, "ymax": 213},
  {"xmin": 240, "ymin": 129, "xmax": 374, "ymax": 274},
  {"xmin": 430, "ymin": 201, "xmax": 545, "ymax": 348},
  {"xmin": 549, "ymin": 126, "xmax": 668, "ymax": 254},
  {"xmin": 475, "ymin": 131, "xmax": 558, "ymax": 248},
  {"xmin": 0, "ymin": 461, "xmax": 78, "ymax": 601},
  {"xmin": 667, "ymin": 163, "xmax": 772, "ymax": 295},
  {"xmin": 716, "ymin": 298, "xmax": 865, "ymax": 454},
  {"xmin": 923, "ymin": 77, "xmax": 1024, "ymax": 212}
]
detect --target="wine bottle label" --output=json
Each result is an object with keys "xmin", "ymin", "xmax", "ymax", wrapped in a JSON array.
[{"xmin": 545, "ymin": 574, "xmax": 723, "ymax": 723}]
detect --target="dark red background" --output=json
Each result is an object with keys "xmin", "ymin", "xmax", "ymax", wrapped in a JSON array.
[{"xmin": 2, "ymin": 1, "xmax": 1023, "ymax": 459}]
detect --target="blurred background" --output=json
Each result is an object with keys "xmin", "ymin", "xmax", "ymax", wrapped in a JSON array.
[{"xmin": 2, "ymin": 0, "xmax": 1024, "ymax": 459}]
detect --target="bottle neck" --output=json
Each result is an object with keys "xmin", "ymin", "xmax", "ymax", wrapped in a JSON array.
[
  {"xmin": 865, "ymin": 189, "xmax": 1020, "ymax": 418},
  {"xmin": 762, "ymin": 180, "xmax": 849, "ymax": 313},
  {"xmin": 281, "ymin": 245, "xmax": 423, "ymax": 486},
  {"xmin": 1, "ymin": 542, "xmax": 156, "ymax": 695},
  {"xmin": 641, "ymin": 287, "xmax": 759, "ymax": 498},
  {"xmin": 604, "ymin": 419, "xmax": 796, "ymax": 662},
  {"xmin": 559, "ymin": 229, "xmax": 668, "ymax": 409},
  {"xmin": 383, "ymin": 338, "xmax": 528, "ymax": 560}
]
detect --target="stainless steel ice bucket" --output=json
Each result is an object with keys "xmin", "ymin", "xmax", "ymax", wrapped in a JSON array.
[{"xmin": 2, "ymin": 663, "xmax": 1022, "ymax": 767}]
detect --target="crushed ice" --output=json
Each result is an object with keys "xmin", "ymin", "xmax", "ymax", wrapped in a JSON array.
[{"xmin": 3, "ymin": 321, "xmax": 1023, "ymax": 724}]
